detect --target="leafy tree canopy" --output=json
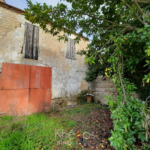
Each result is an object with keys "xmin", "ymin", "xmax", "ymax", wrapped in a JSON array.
[
  {"xmin": 24, "ymin": 0, "xmax": 150, "ymax": 99},
  {"xmin": 24, "ymin": 1, "xmax": 150, "ymax": 149},
  {"xmin": 24, "ymin": 0, "xmax": 150, "ymax": 41}
]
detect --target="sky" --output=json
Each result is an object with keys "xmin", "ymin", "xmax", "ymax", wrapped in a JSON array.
[
  {"xmin": 5, "ymin": 0, "xmax": 92, "ymax": 40},
  {"xmin": 5, "ymin": 0, "xmax": 71, "ymax": 10}
]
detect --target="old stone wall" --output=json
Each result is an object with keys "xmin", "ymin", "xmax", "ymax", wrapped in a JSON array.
[
  {"xmin": 0, "ymin": 4, "xmax": 89, "ymax": 104},
  {"xmin": 91, "ymin": 76, "xmax": 116, "ymax": 104},
  {"xmin": 91, "ymin": 76, "xmax": 140, "ymax": 104}
]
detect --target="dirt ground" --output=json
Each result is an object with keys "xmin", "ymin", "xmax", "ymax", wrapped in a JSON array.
[{"xmin": 57, "ymin": 104, "xmax": 115, "ymax": 150}]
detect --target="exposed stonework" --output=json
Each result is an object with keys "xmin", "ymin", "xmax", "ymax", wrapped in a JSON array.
[
  {"xmin": 91, "ymin": 76, "xmax": 116, "ymax": 104},
  {"xmin": 51, "ymin": 97, "xmax": 78, "ymax": 110},
  {"xmin": 91, "ymin": 76, "xmax": 140, "ymax": 104},
  {"xmin": 0, "ymin": 4, "xmax": 89, "ymax": 103}
]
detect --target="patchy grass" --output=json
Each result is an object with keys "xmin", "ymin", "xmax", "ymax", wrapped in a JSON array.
[
  {"xmin": 0, "ymin": 103, "xmax": 109, "ymax": 150},
  {"xmin": 60, "ymin": 103, "xmax": 107, "ymax": 116}
]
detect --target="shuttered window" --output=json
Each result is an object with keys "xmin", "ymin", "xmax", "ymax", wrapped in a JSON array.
[
  {"xmin": 66, "ymin": 38, "xmax": 76, "ymax": 59},
  {"xmin": 23, "ymin": 22, "xmax": 39, "ymax": 60}
]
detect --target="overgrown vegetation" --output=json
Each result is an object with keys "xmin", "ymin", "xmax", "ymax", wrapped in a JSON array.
[
  {"xmin": 106, "ymin": 79, "xmax": 150, "ymax": 150},
  {"xmin": 24, "ymin": 0, "xmax": 150, "ymax": 149},
  {"xmin": 76, "ymin": 90, "xmax": 88, "ymax": 104}
]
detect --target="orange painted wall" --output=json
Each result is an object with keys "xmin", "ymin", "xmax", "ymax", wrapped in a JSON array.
[{"xmin": 0, "ymin": 63, "xmax": 52, "ymax": 116}]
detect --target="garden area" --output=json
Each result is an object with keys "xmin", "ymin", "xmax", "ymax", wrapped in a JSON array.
[
  {"xmin": 0, "ymin": 102, "xmax": 149, "ymax": 150},
  {"xmin": 0, "ymin": 103, "xmax": 113, "ymax": 150},
  {"xmin": 1, "ymin": 0, "xmax": 150, "ymax": 149}
]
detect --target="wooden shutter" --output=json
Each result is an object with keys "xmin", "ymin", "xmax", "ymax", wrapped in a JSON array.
[
  {"xmin": 24, "ymin": 22, "xmax": 39, "ymax": 60},
  {"xmin": 25, "ymin": 23, "xmax": 33, "ymax": 59},
  {"xmin": 33, "ymin": 26, "xmax": 39, "ymax": 60},
  {"xmin": 66, "ymin": 38, "xmax": 76, "ymax": 59},
  {"xmin": 67, "ymin": 38, "xmax": 71, "ymax": 58},
  {"xmin": 72, "ymin": 39, "xmax": 76, "ymax": 58},
  {"xmin": 71, "ymin": 39, "xmax": 74, "ymax": 58}
]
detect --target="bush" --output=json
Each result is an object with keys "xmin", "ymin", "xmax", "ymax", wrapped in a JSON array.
[{"xmin": 106, "ymin": 79, "xmax": 150, "ymax": 150}]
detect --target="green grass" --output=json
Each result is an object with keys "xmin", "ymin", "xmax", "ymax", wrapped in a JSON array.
[
  {"xmin": 61, "ymin": 103, "xmax": 106, "ymax": 116},
  {"xmin": 0, "ymin": 114, "xmax": 78, "ymax": 150},
  {"xmin": 0, "ymin": 103, "xmax": 103, "ymax": 150}
]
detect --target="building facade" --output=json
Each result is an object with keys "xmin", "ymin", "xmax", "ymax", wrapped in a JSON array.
[{"xmin": 0, "ymin": 1, "xmax": 89, "ymax": 106}]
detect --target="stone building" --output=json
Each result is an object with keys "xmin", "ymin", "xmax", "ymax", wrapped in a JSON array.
[{"xmin": 0, "ymin": 1, "xmax": 89, "ymax": 107}]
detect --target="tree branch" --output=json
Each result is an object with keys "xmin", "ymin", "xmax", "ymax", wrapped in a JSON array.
[
  {"xmin": 137, "ymin": 0, "xmax": 150, "ymax": 4},
  {"xmin": 121, "ymin": 0, "xmax": 145, "ymax": 25},
  {"xmin": 99, "ymin": 28, "xmax": 128, "ymax": 52},
  {"xmin": 73, "ymin": 11, "xmax": 116, "ymax": 24},
  {"xmin": 118, "ymin": 63, "xmax": 127, "ymax": 100},
  {"xmin": 73, "ymin": 11, "xmax": 140, "ymax": 31},
  {"xmin": 36, "ymin": 10, "xmax": 139, "ymax": 32},
  {"xmin": 133, "ymin": 0, "xmax": 144, "ymax": 16}
]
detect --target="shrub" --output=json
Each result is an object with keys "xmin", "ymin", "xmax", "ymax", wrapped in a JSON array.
[{"xmin": 106, "ymin": 79, "xmax": 150, "ymax": 150}]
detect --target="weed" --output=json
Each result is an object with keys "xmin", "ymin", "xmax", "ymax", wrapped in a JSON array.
[
  {"xmin": 1, "ymin": 116, "xmax": 13, "ymax": 121},
  {"xmin": 0, "ymin": 116, "xmax": 13, "ymax": 126},
  {"xmin": 11, "ymin": 122, "xmax": 23, "ymax": 131},
  {"xmin": 77, "ymin": 90, "xmax": 89, "ymax": 104}
]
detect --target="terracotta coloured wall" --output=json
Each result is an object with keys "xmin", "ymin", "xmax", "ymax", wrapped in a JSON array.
[{"xmin": 0, "ymin": 63, "xmax": 52, "ymax": 116}]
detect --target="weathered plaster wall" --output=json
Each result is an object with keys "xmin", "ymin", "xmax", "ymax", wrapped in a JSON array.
[{"xmin": 0, "ymin": 5, "xmax": 89, "ymax": 102}]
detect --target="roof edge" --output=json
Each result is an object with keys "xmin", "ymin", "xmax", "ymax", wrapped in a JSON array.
[
  {"xmin": 0, "ymin": 2, "xmax": 89, "ymax": 41},
  {"xmin": 0, "ymin": 2, "xmax": 25, "ymax": 13}
]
